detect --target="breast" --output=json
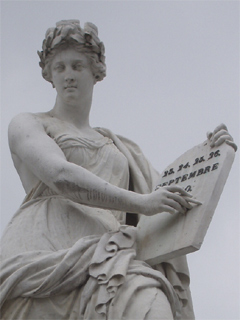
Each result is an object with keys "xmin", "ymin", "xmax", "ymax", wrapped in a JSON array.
[{"xmin": 54, "ymin": 133, "xmax": 130, "ymax": 189}]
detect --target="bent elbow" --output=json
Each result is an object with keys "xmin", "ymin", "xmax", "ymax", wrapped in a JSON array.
[{"xmin": 51, "ymin": 166, "xmax": 76, "ymax": 196}]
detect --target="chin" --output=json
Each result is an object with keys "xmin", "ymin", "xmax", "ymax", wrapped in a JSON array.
[{"xmin": 64, "ymin": 93, "xmax": 79, "ymax": 101}]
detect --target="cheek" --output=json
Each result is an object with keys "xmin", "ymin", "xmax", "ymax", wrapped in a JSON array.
[
  {"xmin": 52, "ymin": 74, "xmax": 63, "ymax": 87},
  {"xmin": 81, "ymin": 71, "xmax": 95, "ymax": 86}
]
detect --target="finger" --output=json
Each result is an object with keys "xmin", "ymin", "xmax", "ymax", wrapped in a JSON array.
[
  {"xmin": 166, "ymin": 186, "xmax": 192, "ymax": 197},
  {"xmin": 214, "ymin": 130, "xmax": 232, "ymax": 141},
  {"xmin": 168, "ymin": 193, "xmax": 193, "ymax": 209},
  {"xmin": 207, "ymin": 131, "xmax": 213, "ymax": 139},
  {"xmin": 210, "ymin": 132, "xmax": 233, "ymax": 148},
  {"xmin": 225, "ymin": 140, "xmax": 238, "ymax": 152},
  {"xmin": 164, "ymin": 199, "xmax": 187, "ymax": 214},
  {"xmin": 213, "ymin": 135, "xmax": 233, "ymax": 147},
  {"xmin": 161, "ymin": 205, "xmax": 177, "ymax": 215},
  {"xmin": 183, "ymin": 196, "xmax": 202, "ymax": 205},
  {"xmin": 212, "ymin": 123, "xmax": 228, "ymax": 136}
]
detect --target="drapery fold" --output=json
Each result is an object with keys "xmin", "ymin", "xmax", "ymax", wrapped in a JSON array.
[
  {"xmin": 1, "ymin": 225, "xmax": 181, "ymax": 319},
  {"xmin": 1, "ymin": 236, "xmax": 99, "ymax": 303}
]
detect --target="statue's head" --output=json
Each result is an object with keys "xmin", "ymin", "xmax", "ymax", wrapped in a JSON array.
[{"xmin": 38, "ymin": 20, "xmax": 106, "ymax": 85}]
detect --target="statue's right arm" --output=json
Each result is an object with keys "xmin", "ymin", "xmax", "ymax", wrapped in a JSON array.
[{"xmin": 8, "ymin": 113, "xmax": 192, "ymax": 216}]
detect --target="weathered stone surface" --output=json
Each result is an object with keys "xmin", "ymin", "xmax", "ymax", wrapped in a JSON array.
[
  {"xmin": 137, "ymin": 140, "xmax": 235, "ymax": 266},
  {"xmin": 1, "ymin": 18, "xmax": 237, "ymax": 320}
]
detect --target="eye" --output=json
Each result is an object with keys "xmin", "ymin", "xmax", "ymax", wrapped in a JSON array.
[
  {"xmin": 53, "ymin": 63, "xmax": 65, "ymax": 72},
  {"xmin": 73, "ymin": 63, "xmax": 83, "ymax": 71}
]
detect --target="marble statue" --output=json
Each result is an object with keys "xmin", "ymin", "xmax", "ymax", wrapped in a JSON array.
[{"xmin": 0, "ymin": 20, "xmax": 237, "ymax": 320}]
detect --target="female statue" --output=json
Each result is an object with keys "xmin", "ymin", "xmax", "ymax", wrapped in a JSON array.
[{"xmin": 0, "ymin": 20, "xmax": 236, "ymax": 320}]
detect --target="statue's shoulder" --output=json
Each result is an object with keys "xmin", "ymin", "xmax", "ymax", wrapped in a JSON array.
[
  {"xmin": 9, "ymin": 112, "xmax": 43, "ymax": 127},
  {"xmin": 9, "ymin": 112, "xmax": 50, "ymax": 131},
  {"xmin": 8, "ymin": 112, "xmax": 49, "ymax": 150}
]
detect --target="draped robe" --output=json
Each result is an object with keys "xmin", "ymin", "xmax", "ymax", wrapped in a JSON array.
[{"xmin": 0, "ymin": 127, "xmax": 194, "ymax": 319}]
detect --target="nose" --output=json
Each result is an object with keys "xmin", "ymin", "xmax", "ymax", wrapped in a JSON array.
[
  {"xmin": 64, "ymin": 69, "xmax": 76, "ymax": 84},
  {"xmin": 65, "ymin": 75, "xmax": 75, "ymax": 84}
]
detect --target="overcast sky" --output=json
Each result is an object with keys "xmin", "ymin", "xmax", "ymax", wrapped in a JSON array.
[{"xmin": 1, "ymin": 1, "xmax": 239, "ymax": 319}]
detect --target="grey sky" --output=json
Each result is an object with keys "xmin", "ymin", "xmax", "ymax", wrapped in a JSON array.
[{"xmin": 1, "ymin": 1, "xmax": 239, "ymax": 319}]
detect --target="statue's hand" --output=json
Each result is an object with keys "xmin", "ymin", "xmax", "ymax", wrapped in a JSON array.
[
  {"xmin": 207, "ymin": 123, "xmax": 237, "ymax": 151},
  {"xmin": 142, "ymin": 186, "xmax": 201, "ymax": 216}
]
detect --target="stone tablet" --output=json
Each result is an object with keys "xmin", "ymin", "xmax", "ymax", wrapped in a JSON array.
[{"xmin": 136, "ymin": 140, "xmax": 235, "ymax": 266}]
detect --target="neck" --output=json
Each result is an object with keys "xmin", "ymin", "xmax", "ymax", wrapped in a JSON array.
[{"xmin": 50, "ymin": 95, "xmax": 92, "ymax": 129}]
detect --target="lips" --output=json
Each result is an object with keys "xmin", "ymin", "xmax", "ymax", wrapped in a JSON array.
[{"xmin": 65, "ymin": 86, "xmax": 77, "ymax": 89}]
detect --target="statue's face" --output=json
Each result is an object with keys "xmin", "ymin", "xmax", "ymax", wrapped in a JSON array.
[{"xmin": 50, "ymin": 48, "xmax": 94, "ymax": 103}]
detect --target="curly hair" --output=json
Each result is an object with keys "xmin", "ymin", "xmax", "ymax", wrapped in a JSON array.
[{"xmin": 38, "ymin": 20, "xmax": 106, "ymax": 84}]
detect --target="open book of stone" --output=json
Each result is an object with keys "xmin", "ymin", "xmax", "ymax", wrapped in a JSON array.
[{"xmin": 136, "ymin": 140, "xmax": 235, "ymax": 266}]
